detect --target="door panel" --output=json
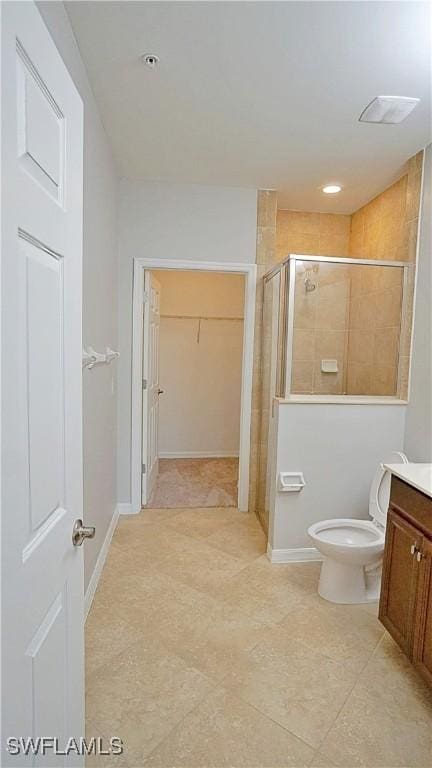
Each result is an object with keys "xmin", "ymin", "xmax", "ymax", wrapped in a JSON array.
[
  {"xmin": 1, "ymin": 3, "xmax": 84, "ymax": 764},
  {"xmin": 413, "ymin": 538, "xmax": 432, "ymax": 686},
  {"xmin": 25, "ymin": 237, "xmax": 63, "ymax": 529},
  {"xmin": 27, "ymin": 591, "xmax": 68, "ymax": 767},
  {"xmin": 379, "ymin": 509, "xmax": 421, "ymax": 656},
  {"xmin": 17, "ymin": 40, "xmax": 64, "ymax": 201},
  {"xmin": 142, "ymin": 273, "xmax": 161, "ymax": 504}
]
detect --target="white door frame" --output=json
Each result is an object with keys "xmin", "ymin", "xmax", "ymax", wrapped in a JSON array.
[{"xmin": 131, "ymin": 258, "xmax": 257, "ymax": 513}]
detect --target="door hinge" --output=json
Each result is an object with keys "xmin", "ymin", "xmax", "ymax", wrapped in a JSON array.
[
  {"xmin": 142, "ymin": 379, "xmax": 147, "ymax": 390},
  {"xmin": 142, "ymin": 463, "xmax": 146, "ymax": 474},
  {"xmin": 143, "ymin": 290, "xmax": 149, "ymax": 303}
]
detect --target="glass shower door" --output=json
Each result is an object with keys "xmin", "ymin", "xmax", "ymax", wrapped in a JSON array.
[
  {"xmin": 290, "ymin": 258, "xmax": 405, "ymax": 396},
  {"xmin": 257, "ymin": 266, "xmax": 287, "ymax": 531}
]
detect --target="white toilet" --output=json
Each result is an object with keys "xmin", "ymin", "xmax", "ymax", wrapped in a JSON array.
[{"xmin": 308, "ymin": 450, "xmax": 409, "ymax": 604}]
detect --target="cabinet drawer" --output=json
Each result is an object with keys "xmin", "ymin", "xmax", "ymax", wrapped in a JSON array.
[{"xmin": 390, "ymin": 477, "xmax": 432, "ymax": 538}]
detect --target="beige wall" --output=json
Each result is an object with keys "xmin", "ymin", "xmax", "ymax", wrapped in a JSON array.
[
  {"xmin": 153, "ymin": 271, "xmax": 244, "ymax": 457},
  {"xmin": 346, "ymin": 264, "xmax": 404, "ymax": 395},
  {"xmin": 347, "ymin": 153, "xmax": 423, "ymax": 398},
  {"xmin": 276, "ymin": 212, "xmax": 352, "ymax": 395},
  {"xmin": 276, "ymin": 211, "xmax": 351, "ymax": 263},
  {"xmin": 349, "ymin": 174, "xmax": 408, "ymax": 260},
  {"xmin": 292, "ymin": 264, "xmax": 351, "ymax": 394},
  {"xmin": 291, "ymin": 261, "xmax": 406, "ymax": 396}
]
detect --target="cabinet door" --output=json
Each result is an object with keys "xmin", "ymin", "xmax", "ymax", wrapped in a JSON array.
[
  {"xmin": 379, "ymin": 509, "xmax": 422, "ymax": 656},
  {"xmin": 413, "ymin": 537, "xmax": 432, "ymax": 686}
]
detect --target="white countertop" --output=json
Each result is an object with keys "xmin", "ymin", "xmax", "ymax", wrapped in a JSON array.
[
  {"xmin": 277, "ymin": 395, "xmax": 407, "ymax": 405},
  {"xmin": 384, "ymin": 463, "xmax": 432, "ymax": 498}
]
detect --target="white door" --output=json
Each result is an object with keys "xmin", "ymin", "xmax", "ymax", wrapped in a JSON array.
[
  {"xmin": 142, "ymin": 272, "xmax": 161, "ymax": 505},
  {"xmin": 1, "ymin": 2, "xmax": 86, "ymax": 764}
]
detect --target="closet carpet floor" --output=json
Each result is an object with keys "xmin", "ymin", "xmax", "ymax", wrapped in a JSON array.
[
  {"xmin": 86, "ymin": 507, "xmax": 432, "ymax": 767},
  {"xmin": 145, "ymin": 458, "xmax": 239, "ymax": 509}
]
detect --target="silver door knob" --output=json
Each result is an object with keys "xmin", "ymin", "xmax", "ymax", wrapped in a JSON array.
[{"xmin": 72, "ymin": 519, "xmax": 96, "ymax": 547}]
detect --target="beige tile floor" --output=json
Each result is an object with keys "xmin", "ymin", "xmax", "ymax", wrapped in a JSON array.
[
  {"xmin": 145, "ymin": 459, "xmax": 239, "ymax": 509},
  {"xmin": 86, "ymin": 507, "xmax": 432, "ymax": 768}
]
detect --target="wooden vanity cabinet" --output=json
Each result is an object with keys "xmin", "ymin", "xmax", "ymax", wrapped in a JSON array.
[{"xmin": 379, "ymin": 477, "xmax": 432, "ymax": 686}]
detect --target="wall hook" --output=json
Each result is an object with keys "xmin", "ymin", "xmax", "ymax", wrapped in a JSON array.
[
  {"xmin": 82, "ymin": 346, "xmax": 120, "ymax": 370},
  {"xmin": 82, "ymin": 347, "xmax": 96, "ymax": 369},
  {"xmin": 86, "ymin": 346, "xmax": 106, "ymax": 369},
  {"xmin": 105, "ymin": 347, "xmax": 120, "ymax": 364}
]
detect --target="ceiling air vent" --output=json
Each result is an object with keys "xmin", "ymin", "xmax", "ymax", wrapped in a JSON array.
[{"xmin": 359, "ymin": 96, "xmax": 420, "ymax": 124}]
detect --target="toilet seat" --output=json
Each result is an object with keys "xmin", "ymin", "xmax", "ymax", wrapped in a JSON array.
[
  {"xmin": 368, "ymin": 450, "xmax": 408, "ymax": 527},
  {"xmin": 309, "ymin": 518, "xmax": 383, "ymax": 547},
  {"xmin": 308, "ymin": 517, "xmax": 385, "ymax": 568}
]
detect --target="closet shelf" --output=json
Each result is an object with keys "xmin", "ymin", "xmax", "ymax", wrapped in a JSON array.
[{"xmin": 160, "ymin": 314, "xmax": 243, "ymax": 344}]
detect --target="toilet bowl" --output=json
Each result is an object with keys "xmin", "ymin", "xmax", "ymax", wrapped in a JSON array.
[{"xmin": 308, "ymin": 450, "xmax": 408, "ymax": 604}]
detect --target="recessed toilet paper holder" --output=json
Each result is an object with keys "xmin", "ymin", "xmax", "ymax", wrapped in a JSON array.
[{"xmin": 278, "ymin": 472, "xmax": 306, "ymax": 492}]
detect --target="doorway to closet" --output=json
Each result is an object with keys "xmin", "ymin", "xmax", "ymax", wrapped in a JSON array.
[
  {"xmin": 144, "ymin": 269, "xmax": 244, "ymax": 509},
  {"xmin": 131, "ymin": 259, "xmax": 256, "ymax": 514}
]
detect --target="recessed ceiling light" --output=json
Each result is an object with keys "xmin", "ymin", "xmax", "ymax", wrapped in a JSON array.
[
  {"xmin": 322, "ymin": 184, "xmax": 342, "ymax": 194},
  {"xmin": 359, "ymin": 96, "xmax": 420, "ymax": 124},
  {"xmin": 141, "ymin": 53, "xmax": 160, "ymax": 69}
]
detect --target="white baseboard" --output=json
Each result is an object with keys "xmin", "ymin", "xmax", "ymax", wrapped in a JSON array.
[
  {"xmin": 84, "ymin": 506, "xmax": 119, "ymax": 620},
  {"xmin": 159, "ymin": 451, "xmax": 239, "ymax": 459},
  {"xmin": 117, "ymin": 502, "xmax": 133, "ymax": 515},
  {"xmin": 267, "ymin": 542, "xmax": 322, "ymax": 564}
]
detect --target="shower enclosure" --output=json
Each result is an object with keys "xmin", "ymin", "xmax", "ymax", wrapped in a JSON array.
[{"xmin": 257, "ymin": 254, "xmax": 410, "ymax": 531}]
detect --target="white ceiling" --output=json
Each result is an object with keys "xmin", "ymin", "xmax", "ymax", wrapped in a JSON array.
[{"xmin": 65, "ymin": 1, "xmax": 431, "ymax": 213}]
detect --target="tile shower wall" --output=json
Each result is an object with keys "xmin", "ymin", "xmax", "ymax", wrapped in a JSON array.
[
  {"xmin": 349, "ymin": 176, "xmax": 408, "ymax": 261},
  {"xmin": 292, "ymin": 265, "xmax": 351, "ymax": 394},
  {"xmin": 276, "ymin": 211, "xmax": 351, "ymax": 263},
  {"xmin": 276, "ymin": 211, "xmax": 352, "ymax": 395},
  {"xmin": 346, "ymin": 266, "xmax": 403, "ymax": 395},
  {"xmin": 348, "ymin": 152, "xmax": 423, "ymax": 398}
]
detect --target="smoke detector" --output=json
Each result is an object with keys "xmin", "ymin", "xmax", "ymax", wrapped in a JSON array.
[
  {"xmin": 141, "ymin": 53, "xmax": 160, "ymax": 69},
  {"xmin": 359, "ymin": 96, "xmax": 420, "ymax": 124}
]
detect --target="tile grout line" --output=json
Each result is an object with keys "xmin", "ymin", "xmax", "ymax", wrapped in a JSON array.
[
  {"xmin": 140, "ymin": 680, "xmax": 223, "ymax": 767},
  {"xmin": 213, "ymin": 610, "xmax": 386, "ymax": 758},
  {"xmin": 217, "ymin": 678, "xmax": 319, "ymax": 757},
  {"xmin": 88, "ymin": 638, "xmax": 220, "ymax": 766},
  {"xmin": 314, "ymin": 630, "xmax": 388, "ymax": 758}
]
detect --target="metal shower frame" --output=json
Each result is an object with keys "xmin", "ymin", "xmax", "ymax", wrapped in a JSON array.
[{"xmin": 263, "ymin": 253, "xmax": 411, "ymax": 399}]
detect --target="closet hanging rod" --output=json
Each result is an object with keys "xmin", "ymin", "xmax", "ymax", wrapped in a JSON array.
[{"xmin": 160, "ymin": 314, "xmax": 243, "ymax": 321}]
